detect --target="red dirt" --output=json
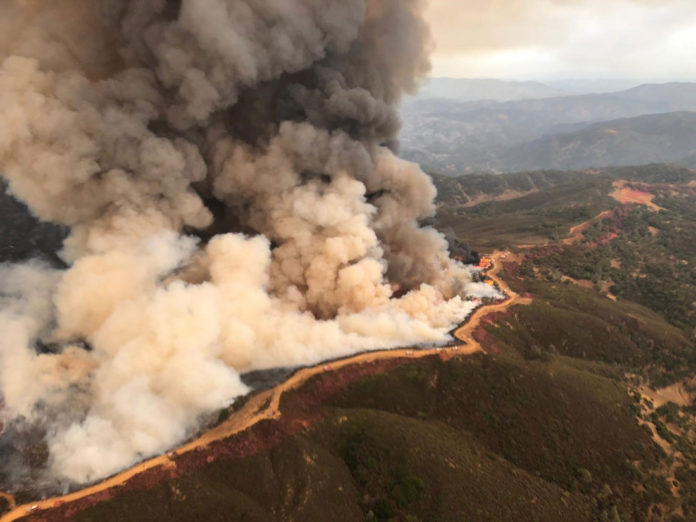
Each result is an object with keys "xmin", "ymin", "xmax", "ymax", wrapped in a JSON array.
[
  {"xmin": 472, "ymin": 310, "xmax": 514, "ymax": 354},
  {"xmin": 522, "ymin": 206, "xmax": 631, "ymax": 266},
  {"xmin": 610, "ymin": 179, "xmax": 696, "ymax": 210},
  {"xmin": 502, "ymin": 261, "xmax": 519, "ymax": 280},
  {"xmin": 610, "ymin": 180, "xmax": 662, "ymax": 211},
  {"xmin": 472, "ymin": 323, "xmax": 500, "ymax": 353},
  {"xmin": 612, "ymin": 188, "xmax": 661, "ymax": 210},
  {"xmin": 597, "ymin": 232, "xmax": 619, "ymax": 245}
]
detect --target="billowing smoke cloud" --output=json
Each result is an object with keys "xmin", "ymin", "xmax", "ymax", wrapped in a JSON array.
[{"xmin": 0, "ymin": 0, "xmax": 485, "ymax": 487}]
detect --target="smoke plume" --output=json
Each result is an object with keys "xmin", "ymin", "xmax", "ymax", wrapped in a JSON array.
[{"xmin": 0, "ymin": 0, "xmax": 489, "ymax": 487}]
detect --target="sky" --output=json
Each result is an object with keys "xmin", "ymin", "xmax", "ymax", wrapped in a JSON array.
[{"xmin": 425, "ymin": 0, "xmax": 696, "ymax": 81}]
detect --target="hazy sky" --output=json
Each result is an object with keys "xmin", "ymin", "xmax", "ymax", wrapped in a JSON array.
[{"xmin": 425, "ymin": 0, "xmax": 696, "ymax": 81}]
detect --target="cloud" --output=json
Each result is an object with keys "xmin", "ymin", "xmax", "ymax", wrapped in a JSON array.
[{"xmin": 425, "ymin": 0, "xmax": 696, "ymax": 80}]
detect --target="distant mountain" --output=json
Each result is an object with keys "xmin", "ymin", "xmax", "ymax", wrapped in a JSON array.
[
  {"xmin": 500, "ymin": 111, "xmax": 696, "ymax": 171},
  {"xmin": 678, "ymin": 153, "xmax": 696, "ymax": 169},
  {"xmin": 409, "ymin": 78, "xmax": 645, "ymax": 104},
  {"xmin": 546, "ymin": 78, "xmax": 640, "ymax": 95},
  {"xmin": 410, "ymin": 78, "xmax": 565, "ymax": 102},
  {"xmin": 400, "ymin": 83, "xmax": 696, "ymax": 174}
]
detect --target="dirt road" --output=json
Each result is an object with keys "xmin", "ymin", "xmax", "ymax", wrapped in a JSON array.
[
  {"xmin": 562, "ymin": 210, "xmax": 615, "ymax": 246},
  {"xmin": 454, "ymin": 251, "xmax": 531, "ymax": 346},
  {"xmin": 1, "ymin": 251, "xmax": 527, "ymax": 522}
]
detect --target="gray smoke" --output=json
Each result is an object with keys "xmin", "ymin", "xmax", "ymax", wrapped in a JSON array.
[{"xmin": 0, "ymin": 0, "xmax": 491, "ymax": 486}]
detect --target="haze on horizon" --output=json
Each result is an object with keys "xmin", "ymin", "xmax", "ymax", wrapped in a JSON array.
[{"xmin": 425, "ymin": 0, "xmax": 696, "ymax": 83}]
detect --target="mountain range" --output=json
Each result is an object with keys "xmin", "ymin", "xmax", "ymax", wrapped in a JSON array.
[
  {"xmin": 400, "ymin": 82, "xmax": 696, "ymax": 174},
  {"xmin": 501, "ymin": 111, "xmax": 696, "ymax": 171},
  {"xmin": 409, "ymin": 78, "xmax": 644, "ymax": 103},
  {"xmin": 409, "ymin": 78, "xmax": 566, "ymax": 102}
]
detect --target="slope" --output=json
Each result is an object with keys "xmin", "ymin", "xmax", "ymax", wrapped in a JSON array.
[
  {"xmin": 501, "ymin": 111, "xmax": 696, "ymax": 171},
  {"xmin": 400, "ymin": 83, "xmax": 696, "ymax": 173}
]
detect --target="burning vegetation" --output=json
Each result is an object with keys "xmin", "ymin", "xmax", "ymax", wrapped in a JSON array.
[{"xmin": 0, "ymin": 0, "xmax": 492, "ymax": 489}]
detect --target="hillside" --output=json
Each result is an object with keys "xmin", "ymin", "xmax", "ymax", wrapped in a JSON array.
[
  {"xmin": 9, "ymin": 351, "xmax": 670, "ymax": 522},
  {"xmin": 400, "ymin": 83, "xmax": 696, "ymax": 174},
  {"xmin": 678, "ymin": 153, "xmax": 696, "ymax": 169},
  {"xmin": 435, "ymin": 163, "xmax": 696, "ymax": 370},
  {"xmin": 547, "ymin": 79, "xmax": 641, "ymax": 95},
  {"xmin": 434, "ymin": 164, "xmax": 696, "ymax": 248},
  {"xmin": 409, "ymin": 77, "xmax": 565, "ymax": 102},
  {"xmin": 4, "ymin": 164, "xmax": 696, "ymax": 521},
  {"xmin": 433, "ymin": 164, "xmax": 696, "ymax": 519},
  {"xmin": 501, "ymin": 112, "xmax": 696, "ymax": 171}
]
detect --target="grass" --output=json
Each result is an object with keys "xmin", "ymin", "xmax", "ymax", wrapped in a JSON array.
[
  {"xmin": 329, "ymin": 355, "xmax": 669, "ymax": 521},
  {"xmin": 433, "ymin": 164, "xmax": 696, "ymax": 251},
  {"xmin": 533, "ymin": 201, "xmax": 696, "ymax": 334},
  {"xmin": 75, "ymin": 350, "xmax": 670, "ymax": 521},
  {"xmin": 320, "ymin": 409, "xmax": 590, "ymax": 521},
  {"xmin": 491, "ymin": 279, "xmax": 693, "ymax": 382},
  {"xmin": 76, "ymin": 434, "xmax": 365, "ymax": 522},
  {"xmin": 428, "ymin": 164, "xmax": 696, "ymax": 518},
  {"xmin": 436, "ymin": 176, "xmax": 617, "ymax": 250}
]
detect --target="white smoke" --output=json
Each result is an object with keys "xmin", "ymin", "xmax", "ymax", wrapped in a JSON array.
[
  {"xmin": 465, "ymin": 281, "xmax": 504, "ymax": 300},
  {"xmin": 0, "ymin": 0, "xmax": 481, "ymax": 485}
]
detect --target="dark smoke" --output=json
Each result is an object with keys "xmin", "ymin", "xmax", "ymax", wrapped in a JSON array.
[{"xmin": 0, "ymin": 0, "xmax": 491, "ymax": 486}]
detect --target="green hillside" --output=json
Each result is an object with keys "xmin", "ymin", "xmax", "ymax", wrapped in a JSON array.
[
  {"xmin": 74, "ymin": 353, "xmax": 669, "ymax": 522},
  {"xmin": 431, "ymin": 163, "xmax": 696, "ymax": 519},
  {"xmin": 14, "ymin": 164, "xmax": 696, "ymax": 521},
  {"xmin": 434, "ymin": 164, "xmax": 696, "ymax": 250}
]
